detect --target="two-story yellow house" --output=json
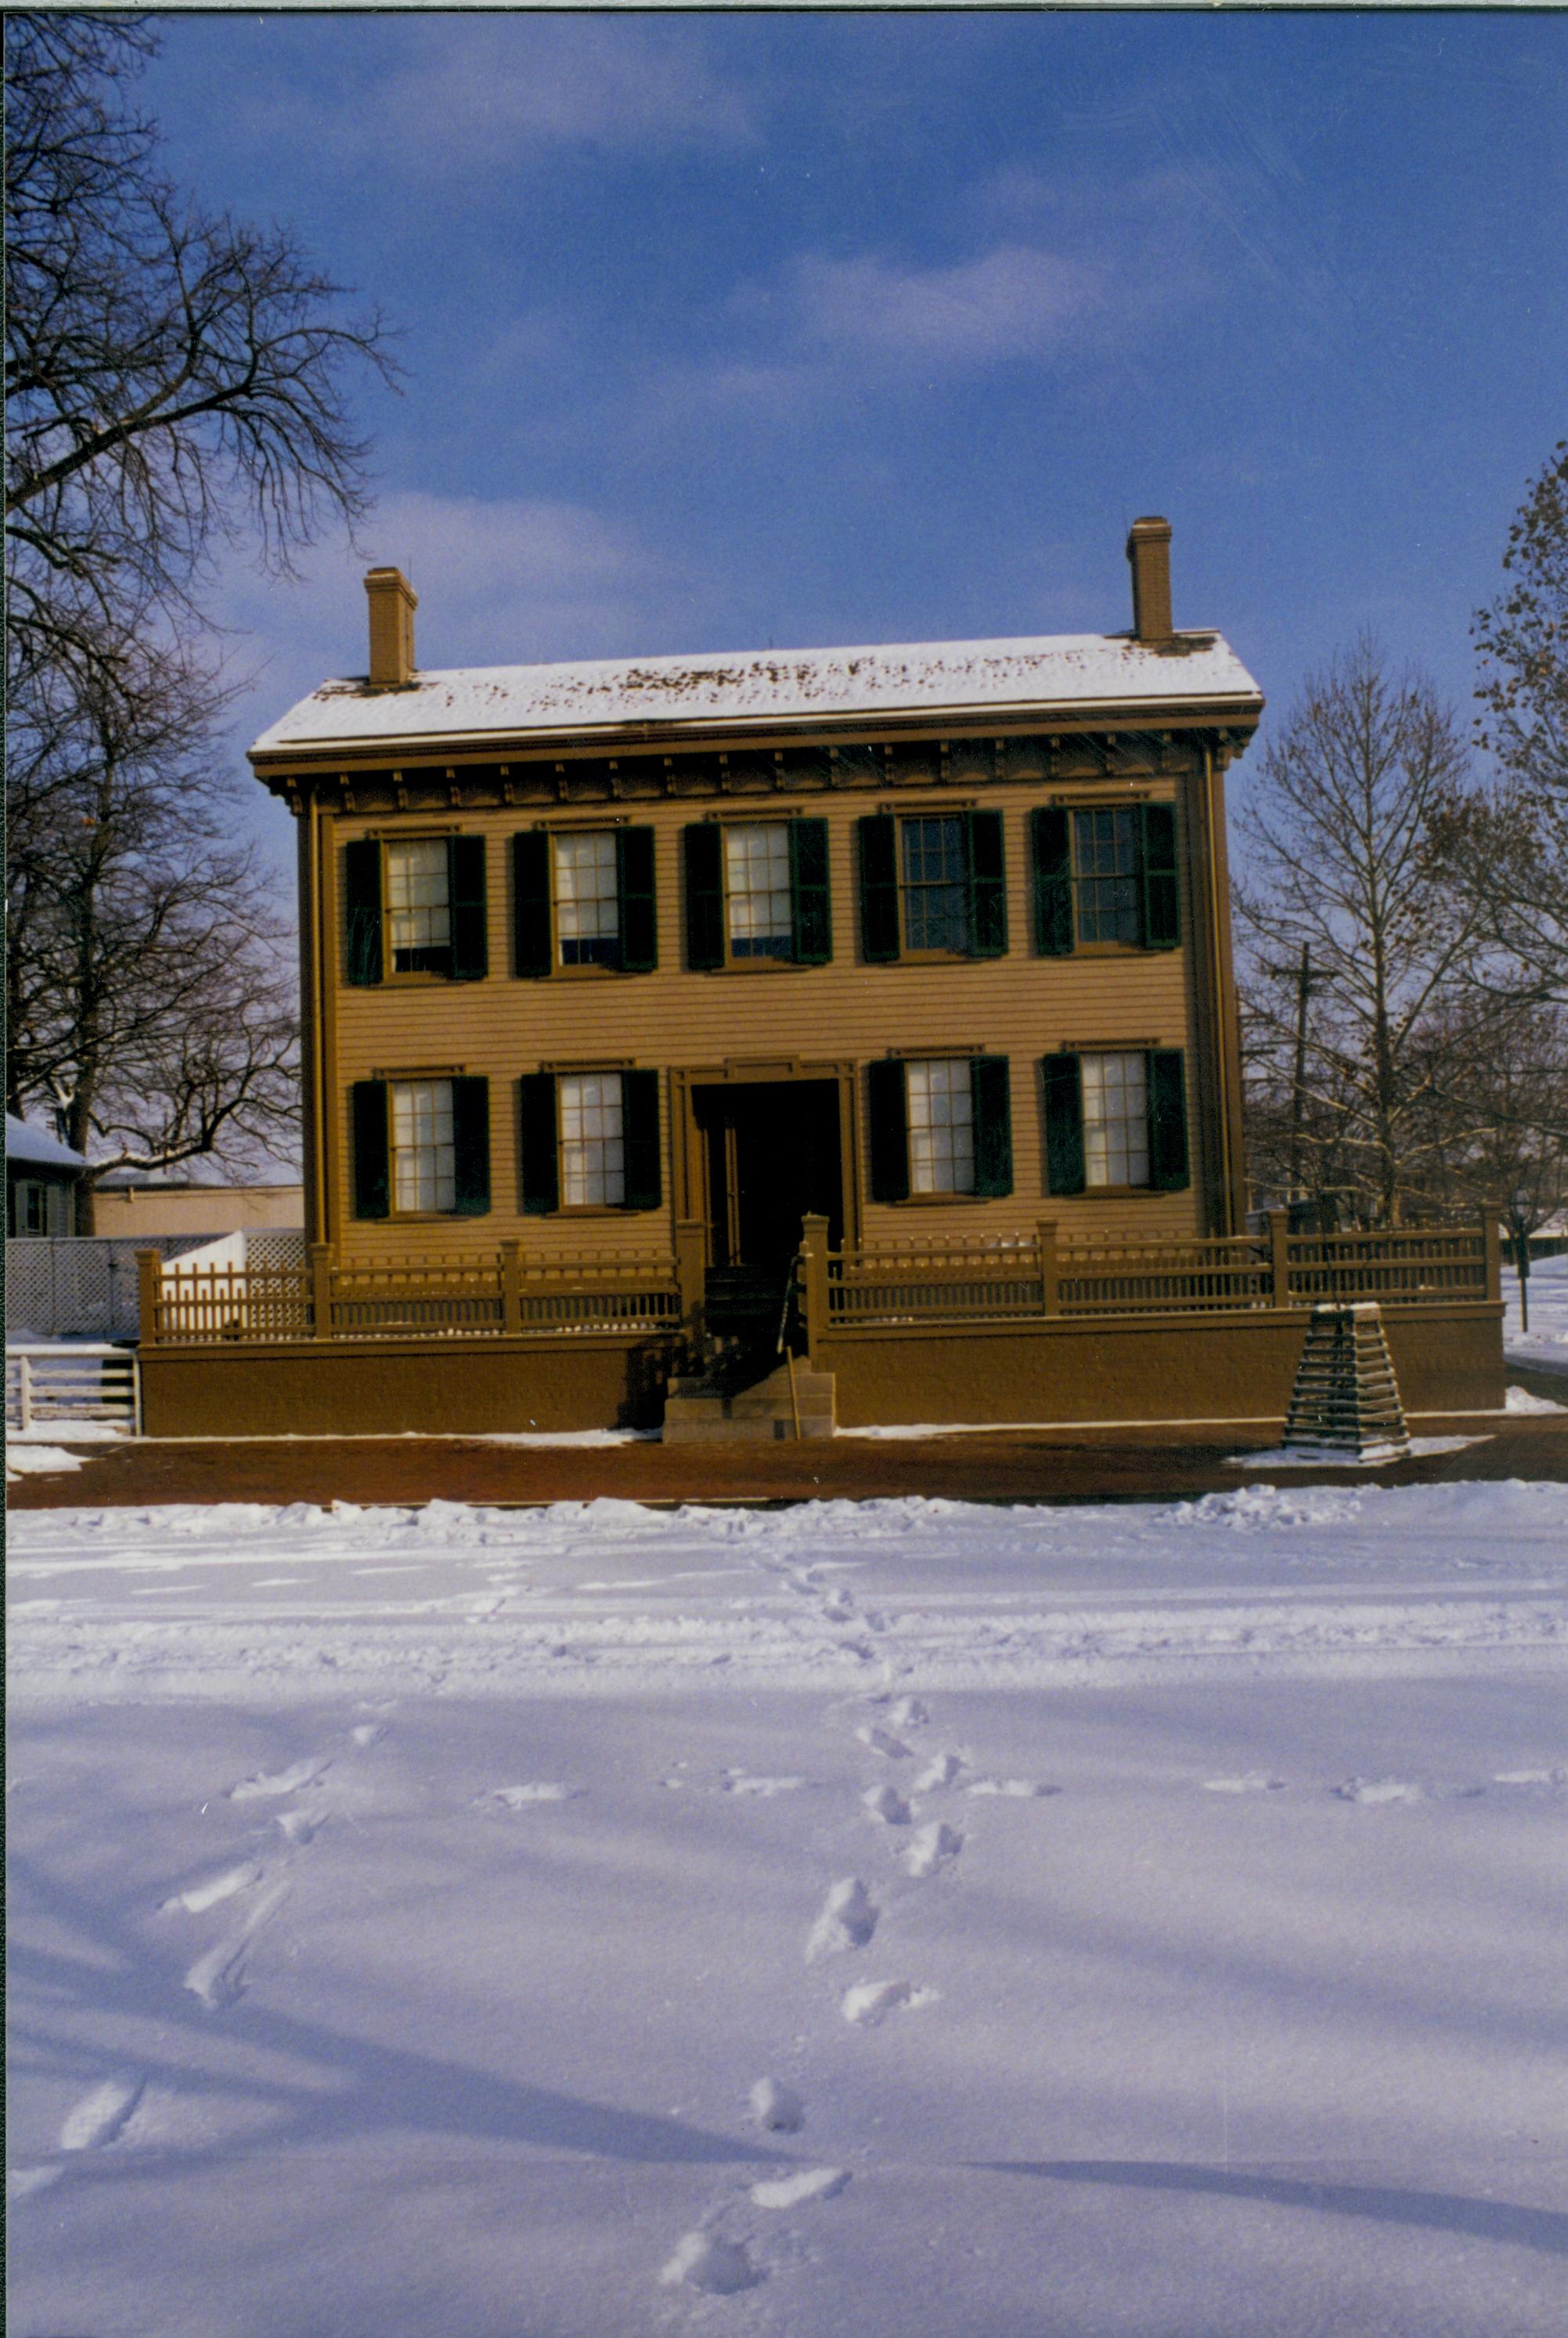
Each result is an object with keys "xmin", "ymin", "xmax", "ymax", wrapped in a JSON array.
[{"xmin": 253, "ymin": 521, "xmax": 1257, "ymax": 1321}]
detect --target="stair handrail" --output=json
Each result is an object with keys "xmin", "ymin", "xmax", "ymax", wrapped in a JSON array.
[{"xmin": 776, "ymin": 1254, "xmax": 803, "ymax": 1441}]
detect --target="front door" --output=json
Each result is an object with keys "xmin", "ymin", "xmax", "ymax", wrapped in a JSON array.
[{"xmin": 694, "ymin": 1081, "xmax": 842, "ymax": 1330}]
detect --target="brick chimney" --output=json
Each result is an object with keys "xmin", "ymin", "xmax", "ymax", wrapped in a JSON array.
[
  {"xmin": 1125, "ymin": 517, "xmax": 1173, "ymax": 644},
  {"xmin": 365, "ymin": 566, "xmax": 418, "ymax": 687}
]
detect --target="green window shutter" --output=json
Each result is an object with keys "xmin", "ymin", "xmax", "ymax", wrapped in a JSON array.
[
  {"xmin": 448, "ymin": 837, "xmax": 488, "ymax": 980},
  {"xmin": 344, "ymin": 839, "xmax": 384, "ymax": 985},
  {"xmin": 683, "ymin": 823, "xmax": 724, "ymax": 970},
  {"xmin": 965, "ymin": 810, "xmax": 1007, "ymax": 958},
  {"xmin": 867, "ymin": 1059, "xmax": 910, "ymax": 1202},
  {"xmin": 451, "ymin": 1077, "xmax": 492, "ymax": 1214},
  {"xmin": 350, "ymin": 1081, "xmax": 389, "ymax": 1218},
  {"xmin": 1147, "ymin": 1049, "xmax": 1190, "ymax": 1189},
  {"xmin": 519, "ymin": 1073, "xmax": 560, "ymax": 1214},
  {"xmin": 1031, "ymin": 806, "xmax": 1074, "ymax": 957},
  {"xmin": 858, "ymin": 814, "xmax": 899, "ymax": 963},
  {"xmin": 513, "ymin": 833, "xmax": 553, "ymax": 978},
  {"xmin": 1140, "ymin": 803, "xmax": 1181, "ymax": 950},
  {"xmin": 1043, "ymin": 1055, "xmax": 1086, "ymax": 1196},
  {"xmin": 616, "ymin": 827, "xmax": 658, "ymax": 973},
  {"xmin": 970, "ymin": 1056, "xmax": 1014, "ymax": 1196},
  {"xmin": 788, "ymin": 817, "xmax": 832, "ymax": 965},
  {"xmin": 622, "ymin": 1070, "xmax": 661, "ymax": 1210}
]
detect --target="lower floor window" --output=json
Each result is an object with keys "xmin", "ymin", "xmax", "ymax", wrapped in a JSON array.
[
  {"xmin": 391, "ymin": 1079, "xmax": 456, "ymax": 1213},
  {"xmin": 561, "ymin": 1073, "xmax": 625, "ymax": 1207},
  {"xmin": 906, "ymin": 1057, "xmax": 975, "ymax": 1195},
  {"xmin": 1081, "ymin": 1052, "xmax": 1150, "ymax": 1188}
]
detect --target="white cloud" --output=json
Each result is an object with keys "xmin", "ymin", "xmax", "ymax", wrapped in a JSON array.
[
  {"xmin": 792, "ymin": 244, "xmax": 1104, "ymax": 363},
  {"xmin": 247, "ymin": 19, "xmax": 756, "ymax": 170}
]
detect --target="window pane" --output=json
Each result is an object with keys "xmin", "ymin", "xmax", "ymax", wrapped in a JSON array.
[
  {"xmin": 561, "ymin": 1072, "xmax": 625, "ymax": 1207},
  {"xmin": 391, "ymin": 1078, "xmax": 456, "ymax": 1212},
  {"xmin": 387, "ymin": 840, "xmax": 452, "ymax": 965},
  {"xmin": 905, "ymin": 1058, "xmax": 975, "ymax": 1194},
  {"xmin": 725, "ymin": 823, "xmax": 792, "ymax": 958},
  {"xmin": 554, "ymin": 833, "xmax": 622, "ymax": 967},
  {"xmin": 1072, "ymin": 809, "xmax": 1141, "ymax": 943},
  {"xmin": 1082, "ymin": 1052, "xmax": 1149, "ymax": 1188},
  {"xmin": 900, "ymin": 816, "xmax": 968, "ymax": 952}
]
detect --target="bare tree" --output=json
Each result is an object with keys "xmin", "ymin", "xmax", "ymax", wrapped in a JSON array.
[
  {"xmin": 5, "ymin": 14, "xmax": 397, "ymax": 1188},
  {"xmin": 1235, "ymin": 636, "xmax": 1489, "ymax": 1226}
]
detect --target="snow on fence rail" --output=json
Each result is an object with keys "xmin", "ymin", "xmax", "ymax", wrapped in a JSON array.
[
  {"xmin": 144, "ymin": 1243, "xmax": 683, "ymax": 1344},
  {"xmin": 6, "ymin": 1344, "xmax": 139, "ymax": 1432},
  {"xmin": 820, "ymin": 1218, "xmax": 1498, "ymax": 1328}
]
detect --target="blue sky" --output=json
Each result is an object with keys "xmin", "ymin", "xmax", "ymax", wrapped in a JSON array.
[{"xmin": 139, "ymin": 11, "xmax": 1567, "ymax": 879}]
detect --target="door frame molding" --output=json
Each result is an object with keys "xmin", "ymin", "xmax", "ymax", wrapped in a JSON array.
[{"xmin": 670, "ymin": 1057, "xmax": 861, "ymax": 1266}]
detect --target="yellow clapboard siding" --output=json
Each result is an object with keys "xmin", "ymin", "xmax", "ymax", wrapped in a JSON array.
[{"xmin": 323, "ymin": 785, "xmax": 1212, "ymax": 1260}]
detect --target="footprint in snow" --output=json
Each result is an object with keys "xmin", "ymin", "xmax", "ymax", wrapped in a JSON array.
[
  {"xmin": 841, "ymin": 1979, "xmax": 938, "ymax": 2028},
  {"xmin": 967, "ymin": 1777, "xmax": 1059, "ymax": 1799},
  {"xmin": 1203, "ymin": 1773, "xmax": 1286, "ymax": 1795},
  {"xmin": 59, "ymin": 2074, "xmax": 143, "ymax": 2152},
  {"xmin": 913, "ymin": 1752, "xmax": 964, "ymax": 1792},
  {"xmin": 487, "ymin": 1782, "xmax": 582, "ymax": 1809},
  {"xmin": 750, "ymin": 2167, "xmax": 849, "ymax": 2209},
  {"xmin": 228, "ymin": 1755, "xmax": 330, "ymax": 1802},
  {"xmin": 856, "ymin": 1724, "xmax": 911, "ymax": 1759},
  {"xmin": 161, "ymin": 1862, "xmax": 261, "ymax": 1914},
  {"xmin": 750, "ymin": 2077, "xmax": 803, "ymax": 2133},
  {"xmin": 806, "ymin": 1878, "xmax": 878, "ymax": 1961},
  {"xmin": 275, "ymin": 1808, "xmax": 323, "ymax": 1846},
  {"xmin": 862, "ymin": 1784, "xmax": 911, "ymax": 1827},
  {"xmin": 903, "ymin": 1820, "xmax": 962, "ymax": 1879},
  {"xmin": 659, "ymin": 2231, "xmax": 762, "ymax": 2295},
  {"xmin": 1334, "ymin": 1777, "xmax": 1423, "ymax": 1806},
  {"xmin": 720, "ymin": 1770, "xmax": 806, "ymax": 1797},
  {"xmin": 887, "ymin": 1696, "xmax": 928, "ymax": 1729},
  {"xmin": 350, "ymin": 1723, "xmax": 386, "ymax": 1748}
]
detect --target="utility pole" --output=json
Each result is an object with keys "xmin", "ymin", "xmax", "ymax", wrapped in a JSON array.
[{"xmin": 1266, "ymin": 942, "xmax": 1335, "ymax": 1202}]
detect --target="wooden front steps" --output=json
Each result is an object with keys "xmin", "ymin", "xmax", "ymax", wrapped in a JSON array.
[
  {"xmin": 1282, "ymin": 1301, "xmax": 1411, "ymax": 1460},
  {"xmin": 661, "ymin": 1358, "xmax": 836, "ymax": 1443}
]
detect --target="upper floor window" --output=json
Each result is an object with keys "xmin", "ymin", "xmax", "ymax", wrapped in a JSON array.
[
  {"xmin": 344, "ymin": 836, "xmax": 488, "ymax": 986},
  {"xmin": 1043, "ymin": 1049, "xmax": 1189, "ymax": 1195},
  {"xmin": 683, "ymin": 818, "xmax": 831, "ymax": 970},
  {"xmin": 858, "ymin": 810, "xmax": 1007, "ymax": 964},
  {"xmin": 514, "ymin": 827, "xmax": 657, "ymax": 978},
  {"xmin": 1032, "ymin": 804, "xmax": 1179, "ymax": 955}
]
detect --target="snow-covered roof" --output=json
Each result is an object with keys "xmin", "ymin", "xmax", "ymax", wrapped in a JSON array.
[
  {"xmin": 5, "ymin": 1113, "xmax": 87, "ymax": 1172},
  {"xmin": 250, "ymin": 630, "xmax": 1263, "ymax": 757}
]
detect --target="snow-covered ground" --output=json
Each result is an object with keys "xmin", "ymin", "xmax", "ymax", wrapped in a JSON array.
[
  {"xmin": 9, "ymin": 1486, "xmax": 1568, "ymax": 2336},
  {"xmin": 1505, "ymin": 1254, "xmax": 1568, "ymax": 1375}
]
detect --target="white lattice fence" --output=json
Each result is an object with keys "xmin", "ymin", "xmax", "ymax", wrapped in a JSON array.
[{"xmin": 5, "ymin": 1236, "xmax": 214, "ymax": 1339}]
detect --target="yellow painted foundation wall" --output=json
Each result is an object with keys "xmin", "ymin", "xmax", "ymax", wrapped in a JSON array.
[{"xmin": 317, "ymin": 780, "xmax": 1215, "ymax": 1261}]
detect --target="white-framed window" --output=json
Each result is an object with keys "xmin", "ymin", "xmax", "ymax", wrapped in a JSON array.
[
  {"xmin": 1081, "ymin": 1052, "xmax": 1150, "ymax": 1188},
  {"xmin": 387, "ymin": 839, "xmax": 452, "ymax": 972},
  {"xmin": 391, "ymin": 1079, "xmax": 456, "ymax": 1212},
  {"xmin": 724, "ymin": 822, "xmax": 792, "ymax": 959},
  {"xmin": 553, "ymin": 832, "xmax": 621, "ymax": 968},
  {"xmin": 906, "ymin": 1057, "xmax": 975, "ymax": 1195},
  {"xmin": 9, "ymin": 1178, "xmax": 56, "ymax": 1236},
  {"xmin": 561, "ymin": 1073, "xmax": 625, "ymax": 1207},
  {"xmin": 1072, "ymin": 809, "xmax": 1141, "ymax": 944},
  {"xmin": 899, "ymin": 814, "xmax": 970, "ymax": 953}
]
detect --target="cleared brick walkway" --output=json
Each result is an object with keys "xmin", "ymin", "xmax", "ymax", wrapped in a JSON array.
[{"xmin": 10, "ymin": 1394, "xmax": 1567, "ymax": 1510}]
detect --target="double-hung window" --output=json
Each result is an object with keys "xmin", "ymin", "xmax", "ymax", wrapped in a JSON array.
[
  {"xmin": 683, "ymin": 818, "xmax": 831, "ymax": 969},
  {"xmin": 867, "ymin": 1055, "xmax": 1013, "ymax": 1201},
  {"xmin": 1043, "ymin": 1050, "xmax": 1188, "ymax": 1194},
  {"xmin": 350, "ymin": 1076, "xmax": 492, "ymax": 1218},
  {"xmin": 857, "ymin": 810, "xmax": 1007, "ymax": 962},
  {"xmin": 513, "ymin": 828, "xmax": 658, "ymax": 976},
  {"xmin": 519, "ymin": 1069, "xmax": 662, "ymax": 1214},
  {"xmin": 1032, "ymin": 804, "xmax": 1179, "ymax": 955},
  {"xmin": 344, "ymin": 835, "xmax": 488, "ymax": 984}
]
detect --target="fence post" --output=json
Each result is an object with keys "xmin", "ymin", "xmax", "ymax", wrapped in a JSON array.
[
  {"xmin": 1480, "ymin": 1207, "xmax": 1501, "ymax": 1305},
  {"xmin": 799, "ymin": 1214, "xmax": 830, "ymax": 1368},
  {"xmin": 499, "ymin": 1239, "xmax": 523, "ymax": 1335},
  {"xmin": 675, "ymin": 1219, "xmax": 706, "ymax": 1321},
  {"xmin": 310, "ymin": 1244, "xmax": 334, "ymax": 1340},
  {"xmin": 1267, "ymin": 1208, "xmax": 1291, "ymax": 1308},
  {"xmin": 135, "ymin": 1248, "xmax": 162, "ymax": 1347},
  {"xmin": 1037, "ymin": 1220, "xmax": 1059, "ymax": 1316},
  {"xmin": 18, "ymin": 1352, "xmax": 32, "ymax": 1432}
]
